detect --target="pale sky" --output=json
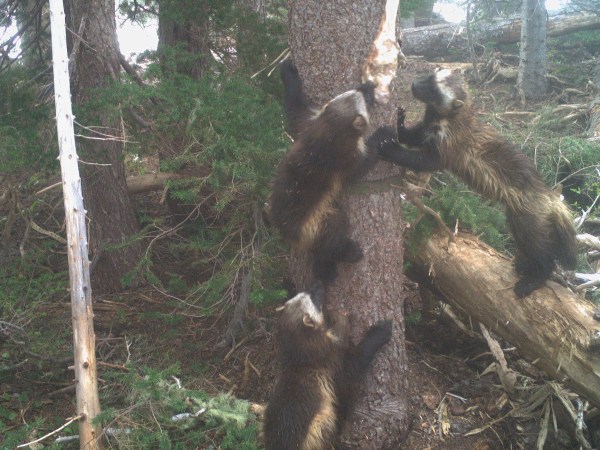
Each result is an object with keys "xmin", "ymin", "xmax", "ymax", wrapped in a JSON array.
[
  {"xmin": 116, "ymin": 14, "xmax": 159, "ymax": 59},
  {"xmin": 116, "ymin": 0, "xmax": 570, "ymax": 56},
  {"xmin": 1, "ymin": 1, "xmax": 572, "ymax": 60}
]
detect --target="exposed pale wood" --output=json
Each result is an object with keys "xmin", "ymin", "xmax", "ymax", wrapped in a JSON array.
[
  {"xmin": 403, "ymin": 13, "xmax": 600, "ymax": 58},
  {"xmin": 49, "ymin": 0, "xmax": 102, "ymax": 448},
  {"xmin": 362, "ymin": 0, "xmax": 401, "ymax": 104},
  {"xmin": 409, "ymin": 231, "xmax": 600, "ymax": 406}
]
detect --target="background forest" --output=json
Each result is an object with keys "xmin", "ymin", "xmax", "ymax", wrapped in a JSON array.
[{"xmin": 0, "ymin": 0, "xmax": 599, "ymax": 448}]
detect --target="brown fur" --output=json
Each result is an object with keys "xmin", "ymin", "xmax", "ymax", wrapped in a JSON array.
[
  {"xmin": 268, "ymin": 59, "xmax": 376, "ymax": 283},
  {"xmin": 373, "ymin": 69, "xmax": 577, "ymax": 297},
  {"xmin": 263, "ymin": 283, "xmax": 392, "ymax": 450}
]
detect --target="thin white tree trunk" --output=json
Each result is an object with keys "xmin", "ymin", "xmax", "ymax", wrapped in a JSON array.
[{"xmin": 49, "ymin": 1, "xmax": 102, "ymax": 448}]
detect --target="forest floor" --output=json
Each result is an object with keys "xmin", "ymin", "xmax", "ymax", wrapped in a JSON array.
[
  {"xmin": 3, "ymin": 283, "xmax": 581, "ymax": 449},
  {"xmin": 2, "ymin": 57, "xmax": 598, "ymax": 449}
]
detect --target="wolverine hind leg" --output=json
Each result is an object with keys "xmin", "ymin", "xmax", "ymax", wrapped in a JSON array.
[
  {"xmin": 508, "ymin": 210, "xmax": 556, "ymax": 298},
  {"xmin": 312, "ymin": 208, "xmax": 363, "ymax": 284},
  {"xmin": 513, "ymin": 256, "xmax": 554, "ymax": 298}
]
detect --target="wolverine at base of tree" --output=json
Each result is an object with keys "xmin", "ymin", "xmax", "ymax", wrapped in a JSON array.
[
  {"xmin": 262, "ymin": 282, "xmax": 392, "ymax": 450},
  {"xmin": 370, "ymin": 68, "xmax": 577, "ymax": 297}
]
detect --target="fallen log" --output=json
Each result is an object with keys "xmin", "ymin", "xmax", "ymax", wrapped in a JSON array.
[
  {"xmin": 126, "ymin": 173, "xmax": 184, "ymax": 195},
  {"xmin": 403, "ymin": 13, "xmax": 600, "ymax": 58},
  {"xmin": 407, "ymin": 231, "xmax": 600, "ymax": 406}
]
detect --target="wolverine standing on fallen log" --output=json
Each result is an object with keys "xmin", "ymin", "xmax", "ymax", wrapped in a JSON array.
[{"xmin": 371, "ymin": 69, "xmax": 578, "ymax": 297}]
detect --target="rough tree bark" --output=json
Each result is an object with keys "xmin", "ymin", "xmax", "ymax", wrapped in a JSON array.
[
  {"xmin": 158, "ymin": 1, "xmax": 211, "ymax": 82},
  {"xmin": 409, "ymin": 231, "xmax": 600, "ymax": 406},
  {"xmin": 49, "ymin": 0, "xmax": 102, "ymax": 447},
  {"xmin": 588, "ymin": 55, "xmax": 600, "ymax": 140},
  {"xmin": 402, "ymin": 13, "xmax": 600, "ymax": 58},
  {"xmin": 287, "ymin": 1, "xmax": 409, "ymax": 447},
  {"xmin": 17, "ymin": 0, "xmax": 51, "ymax": 67},
  {"xmin": 68, "ymin": 0, "xmax": 143, "ymax": 293},
  {"xmin": 517, "ymin": 0, "xmax": 548, "ymax": 102}
]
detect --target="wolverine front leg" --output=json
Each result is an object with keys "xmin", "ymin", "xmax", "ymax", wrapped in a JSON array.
[
  {"xmin": 395, "ymin": 106, "xmax": 428, "ymax": 146},
  {"xmin": 371, "ymin": 129, "xmax": 443, "ymax": 173},
  {"xmin": 327, "ymin": 310, "xmax": 351, "ymax": 344}
]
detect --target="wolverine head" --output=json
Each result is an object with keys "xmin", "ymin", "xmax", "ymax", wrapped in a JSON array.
[
  {"xmin": 274, "ymin": 281, "xmax": 348, "ymax": 365},
  {"xmin": 411, "ymin": 68, "xmax": 468, "ymax": 117},
  {"xmin": 314, "ymin": 81, "xmax": 376, "ymax": 135},
  {"xmin": 276, "ymin": 281, "xmax": 326, "ymax": 330}
]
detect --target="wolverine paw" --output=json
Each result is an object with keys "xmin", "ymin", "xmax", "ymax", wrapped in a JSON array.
[
  {"xmin": 367, "ymin": 126, "xmax": 400, "ymax": 161},
  {"xmin": 514, "ymin": 276, "xmax": 545, "ymax": 298},
  {"xmin": 313, "ymin": 260, "xmax": 338, "ymax": 284},
  {"xmin": 367, "ymin": 320, "xmax": 393, "ymax": 344},
  {"xmin": 309, "ymin": 280, "xmax": 325, "ymax": 308},
  {"xmin": 340, "ymin": 240, "xmax": 363, "ymax": 263}
]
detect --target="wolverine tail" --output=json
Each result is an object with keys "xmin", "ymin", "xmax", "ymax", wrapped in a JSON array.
[{"xmin": 551, "ymin": 202, "xmax": 578, "ymax": 269}]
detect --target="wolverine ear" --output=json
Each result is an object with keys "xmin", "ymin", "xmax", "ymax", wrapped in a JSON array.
[
  {"xmin": 452, "ymin": 99, "xmax": 464, "ymax": 110},
  {"xmin": 353, "ymin": 115, "xmax": 368, "ymax": 132},
  {"xmin": 302, "ymin": 314, "xmax": 315, "ymax": 328}
]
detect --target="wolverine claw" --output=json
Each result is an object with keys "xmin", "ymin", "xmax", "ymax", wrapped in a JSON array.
[
  {"xmin": 340, "ymin": 240, "xmax": 363, "ymax": 263},
  {"xmin": 397, "ymin": 106, "xmax": 406, "ymax": 130},
  {"xmin": 378, "ymin": 139, "xmax": 401, "ymax": 162},
  {"xmin": 366, "ymin": 320, "xmax": 393, "ymax": 346},
  {"xmin": 367, "ymin": 126, "xmax": 399, "ymax": 161},
  {"xmin": 514, "ymin": 276, "xmax": 544, "ymax": 298}
]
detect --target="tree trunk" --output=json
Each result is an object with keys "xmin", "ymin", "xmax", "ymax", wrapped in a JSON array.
[
  {"xmin": 17, "ymin": 0, "xmax": 51, "ymax": 68},
  {"xmin": 287, "ymin": 1, "xmax": 409, "ymax": 447},
  {"xmin": 517, "ymin": 0, "xmax": 548, "ymax": 102},
  {"xmin": 409, "ymin": 231, "xmax": 600, "ymax": 406},
  {"xmin": 157, "ymin": 2, "xmax": 210, "ymax": 81},
  {"xmin": 402, "ymin": 13, "xmax": 600, "ymax": 58},
  {"xmin": 49, "ymin": 0, "xmax": 102, "ymax": 447},
  {"xmin": 69, "ymin": 0, "xmax": 143, "ymax": 293},
  {"xmin": 156, "ymin": 0, "xmax": 211, "ymax": 211},
  {"xmin": 588, "ymin": 56, "xmax": 600, "ymax": 140}
]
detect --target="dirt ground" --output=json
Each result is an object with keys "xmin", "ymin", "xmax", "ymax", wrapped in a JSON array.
[{"xmin": 5, "ymin": 281, "xmax": 589, "ymax": 449}]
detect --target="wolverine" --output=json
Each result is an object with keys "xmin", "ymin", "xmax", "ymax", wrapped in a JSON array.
[
  {"xmin": 263, "ymin": 282, "xmax": 392, "ymax": 449},
  {"xmin": 269, "ymin": 59, "xmax": 377, "ymax": 283},
  {"xmin": 371, "ymin": 68, "xmax": 577, "ymax": 297}
]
